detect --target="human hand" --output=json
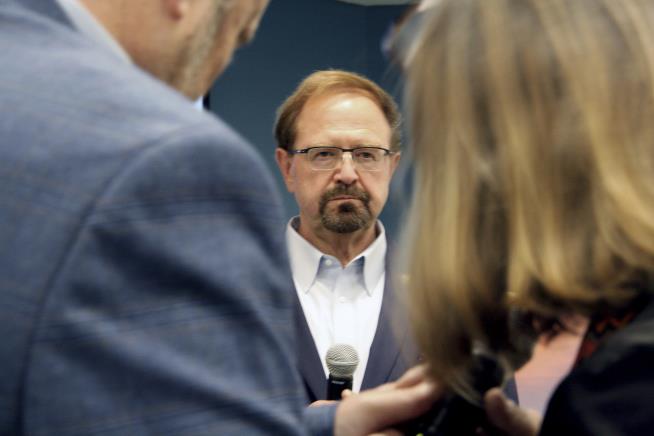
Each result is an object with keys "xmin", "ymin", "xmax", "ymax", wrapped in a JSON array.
[
  {"xmin": 334, "ymin": 365, "xmax": 440, "ymax": 436},
  {"xmin": 309, "ymin": 399, "xmax": 337, "ymax": 408},
  {"xmin": 483, "ymin": 388, "xmax": 541, "ymax": 436}
]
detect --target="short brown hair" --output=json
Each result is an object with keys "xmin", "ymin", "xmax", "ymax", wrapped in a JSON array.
[{"xmin": 274, "ymin": 70, "xmax": 401, "ymax": 151}]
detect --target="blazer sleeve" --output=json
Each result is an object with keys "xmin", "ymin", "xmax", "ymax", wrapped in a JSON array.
[
  {"xmin": 304, "ymin": 404, "xmax": 338, "ymax": 436},
  {"xmin": 540, "ymin": 329, "xmax": 654, "ymax": 435},
  {"xmin": 22, "ymin": 123, "xmax": 306, "ymax": 436}
]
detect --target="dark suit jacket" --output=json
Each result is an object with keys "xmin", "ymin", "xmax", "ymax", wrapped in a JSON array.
[
  {"xmin": 296, "ymin": 269, "xmax": 419, "ymax": 402},
  {"xmin": 540, "ymin": 296, "xmax": 654, "ymax": 435},
  {"xmin": 295, "ymin": 242, "xmax": 519, "ymax": 404},
  {"xmin": 296, "ymin": 277, "xmax": 519, "ymax": 404},
  {"xmin": 0, "ymin": 1, "xmax": 305, "ymax": 434}
]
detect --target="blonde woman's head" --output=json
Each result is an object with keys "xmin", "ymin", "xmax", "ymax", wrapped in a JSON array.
[{"xmin": 403, "ymin": 0, "xmax": 654, "ymax": 398}]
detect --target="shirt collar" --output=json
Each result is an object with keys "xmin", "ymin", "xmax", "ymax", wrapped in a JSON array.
[
  {"xmin": 55, "ymin": 0, "xmax": 131, "ymax": 64},
  {"xmin": 285, "ymin": 217, "xmax": 387, "ymax": 296}
]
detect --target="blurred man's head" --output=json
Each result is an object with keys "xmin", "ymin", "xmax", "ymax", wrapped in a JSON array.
[
  {"xmin": 274, "ymin": 70, "xmax": 401, "ymax": 241},
  {"xmin": 80, "ymin": 0, "xmax": 269, "ymax": 99}
]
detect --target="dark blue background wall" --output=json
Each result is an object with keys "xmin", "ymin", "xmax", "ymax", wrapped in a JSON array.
[{"xmin": 209, "ymin": 0, "xmax": 411, "ymax": 239}]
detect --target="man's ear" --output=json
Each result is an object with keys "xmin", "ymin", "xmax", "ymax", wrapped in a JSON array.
[
  {"xmin": 389, "ymin": 151, "xmax": 401, "ymax": 177},
  {"xmin": 163, "ymin": 0, "xmax": 190, "ymax": 20},
  {"xmin": 275, "ymin": 148, "xmax": 296, "ymax": 193}
]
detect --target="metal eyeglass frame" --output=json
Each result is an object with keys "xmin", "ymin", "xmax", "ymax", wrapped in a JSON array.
[{"xmin": 288, "ymin": 146, "xmax": 395, "ymax": 171}]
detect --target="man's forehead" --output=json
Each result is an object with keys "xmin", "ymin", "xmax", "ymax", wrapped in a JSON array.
[
  {"xmin": 296, "ymin": 93, "xmax": 390, "ymax": 139},
  {"xmin": 300, "ymin": 91, "xmax": 387, "ymax": 124},
  {"xmin": 305, "ymin": 88, "xmax": 378, "ymax": 109}
]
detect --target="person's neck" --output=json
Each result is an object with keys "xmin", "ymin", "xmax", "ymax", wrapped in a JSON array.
[{"xmin": 297, "ymin": 219, "xmax": 378, "ymax": 267}]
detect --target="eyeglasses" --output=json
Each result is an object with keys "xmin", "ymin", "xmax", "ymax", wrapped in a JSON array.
[{"xmin": 289, "ymin": 146, "xmax": 395, "ymax": 171}]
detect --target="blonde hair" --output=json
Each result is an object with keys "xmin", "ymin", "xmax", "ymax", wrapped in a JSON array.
[
  {"xmin": 274, "ymin": 70, "xmax": 402, "ymax": 151},
  {"xmin": 403, "ymin": 0, "xmax": 654, "ymax": 399}
]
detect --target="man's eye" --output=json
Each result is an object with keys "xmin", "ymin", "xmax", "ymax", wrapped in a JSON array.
[
  {"xmin": 357, "ymin": 151, "xmax": 377, "ymax": 160},
  {"xmin": 312, "ymin": 150, "xmax": 337, "ymax": 159}
]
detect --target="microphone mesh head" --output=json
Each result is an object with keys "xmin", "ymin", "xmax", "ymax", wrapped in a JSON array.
[{"xmin": 325, "ymin": 344, "xmax": 359, "ymax": 378}]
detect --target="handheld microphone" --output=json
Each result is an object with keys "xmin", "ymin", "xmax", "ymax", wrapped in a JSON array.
[
  {"xmin": 399, "ymin": 310, "xmax": 539, "ymax": 435},
  {"xmin": 399, "ymin": 351, "xmax": 504, "ymax": 436},
  {"xmin": 325, "ymin": 344, "xmax": 359, "ymax": 400}
]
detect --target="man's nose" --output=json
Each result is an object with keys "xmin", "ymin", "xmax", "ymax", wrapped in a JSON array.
[{"xmin": 333, "ymin": 153, "xmax": 359, "ymax": 185}]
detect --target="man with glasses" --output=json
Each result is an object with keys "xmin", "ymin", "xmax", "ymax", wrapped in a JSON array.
[{"xmin": 274, "ymin": 70, "xmax": 416, "ymax": 403}]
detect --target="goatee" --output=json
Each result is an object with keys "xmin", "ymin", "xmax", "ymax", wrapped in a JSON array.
[{"xmin": 319, "ymin": 185, "xmax": 373, "ymax": 233}]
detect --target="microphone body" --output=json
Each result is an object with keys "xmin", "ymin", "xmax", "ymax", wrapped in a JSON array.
[
  {"xmin": 327, "ymin": 374, "xmax": 353, "ymax": 400},
  {"xmin": 399, "ymin": 352, "xmax": 504, "ymax": 436},
  {"xmin": 325, "ymin": 344, "xmax": 359, "ymax": 401},
  {"xmin": 401, "ymin": 311, "xmax": 538, "ymax": 435}
]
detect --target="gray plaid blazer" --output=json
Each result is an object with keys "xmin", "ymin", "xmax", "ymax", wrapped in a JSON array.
[{"xmin": 0, "ymin": 1, "xmax": 306, "ymax": 434}]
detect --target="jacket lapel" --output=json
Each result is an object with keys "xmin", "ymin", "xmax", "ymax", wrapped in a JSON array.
[
  {"xmin": 361, "ymin": 271, "xmax": 415, "ymax": 390},
  {"xmin": 361, "ymin": 243, "xmax": 420, "ymax": 390},
  {"xmin": 294, "ymin": 303, "xmax": 326, "ymax": 402}
]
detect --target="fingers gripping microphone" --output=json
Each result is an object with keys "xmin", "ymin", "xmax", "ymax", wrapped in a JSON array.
[
  {"xmin": 325, "ymin": 344, "xmax": 359, "ymax": 400},
  {"xmin": 399, "ymin": 352, "xmax": 504, "ymax": 436},
  {"xmin": 401, "ymin": 311, "xmax": 539, "ymax": 435}
]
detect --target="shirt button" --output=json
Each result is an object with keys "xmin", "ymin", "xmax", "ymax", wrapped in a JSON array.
[
  {"xmin": 339, "ymin": 296, "xmax": 346, "ymax": 303},
  {"xmin": 325, "ymin": 259, "xmax": 333, "ymax": 266}
]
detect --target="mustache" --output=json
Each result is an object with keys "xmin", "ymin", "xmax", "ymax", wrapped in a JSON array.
[{"xmin": 321, "ymin": 185, "xmax": 370, "ymax": 204}]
